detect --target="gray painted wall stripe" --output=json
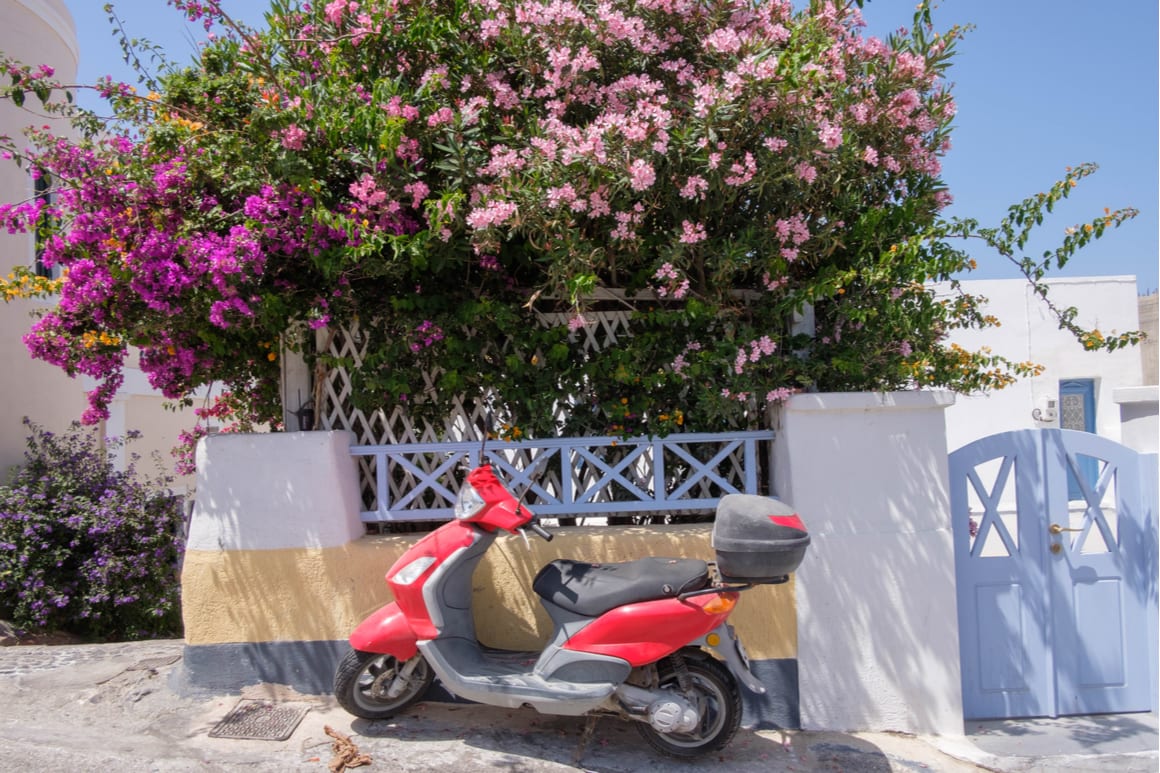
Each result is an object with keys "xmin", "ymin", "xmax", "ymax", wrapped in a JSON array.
[{"xmin": 174, "ymin": 641, "xmax": 801, "ymax": 729}]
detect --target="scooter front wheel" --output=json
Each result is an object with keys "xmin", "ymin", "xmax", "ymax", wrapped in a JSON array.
[
  {"xmin": 334, "ymin": 648, "xmax": 434, "ymax": 720},
  {"xmin": 636, "ymin": 653, "xmax": 741, "ymax": 758}
]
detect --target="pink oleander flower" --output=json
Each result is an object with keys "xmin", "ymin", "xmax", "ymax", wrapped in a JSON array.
[
  {"xmin": 679, "ymin": 175, "xmax": 708, "ymax": 200},
  {"xmin": 588, "ymin": 189, "xmax": 611, "ymax": 217},
  {"xmin": 862, "ymin": 146, "xmax": 879, "ymax": 166},
  {"xmin": 774, "ymin": 214, "xmax": 810, "ymax": 247},
  {"xmin": 703, "ymin": 28, "xmax": 742, "ymax": 54},
  {"xmin": 350, "ymin": 173, "xmax": 386, "ymax": 206},
  {"xmin": 426, "ymin": 107, "xmax": 454, "ymax": 127},
  {"xmin": 763, "ymin": 137, "xmax": 788, "ymax": 153},
  {"xmin": 279, "ymin": 124, "xmax": 307, "ymax": 150},
  {"xmin": 545, "ymin": 183, "xmax": 577, "ymax": 209},
  {"xmin": 734, "ymin": 336, "xmax": 778, "ymax": 374},
  {"xmin": 324, "ymin": 0, "xmax": 350, "ymax": 25},
  {"xmin": 628, "ymin": 158, "xmax": 656, "ymax": 191},
  {"xmin": 817, "ymin": 121, "xmax": 843, "ymax": 150},
  {"xmin": 678, "ymin": 220, "xmax": 707, "ymax": 244},
  {"xmin": 765, "ymin": 387, "xmax": 794, "ymax": 405},
  {"xmin": 395, "ymin": 137, "xmax": 421, "ymax": 162},
  {"xmin": 794, "ymin": 162, "xmax": 817, "ymax": 184},
  {"xmin": 403, "ymin": 181, "xmax": 430, "ymax": 209},
  {"xmin": 724, "ymin": 152, "xmax": 757, "ymax": 186},
  {"xmin": 466, "ymin": 199, "xmax": 518, "ymax": 230},
  {"xmin": 652, "ymin": 261, "xmax": 689, "ymax": 299},
  {"xmin": 763, "ymin": 273, "xmax": 787, "ymax": 292}
]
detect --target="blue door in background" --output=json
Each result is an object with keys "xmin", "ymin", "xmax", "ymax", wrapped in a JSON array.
[
  {"xmin": 950, "ymin": 429, "xmax": 1156, "ymax": 720},
  {"xmin": 1059, "ymin": 379, "xmax": 1098, "ymax": 502}
]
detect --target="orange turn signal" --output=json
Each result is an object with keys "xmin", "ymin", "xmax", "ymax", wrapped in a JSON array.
[{"xmin": 702, "ymin": 593, "xmax": 738, "ymax": 616}]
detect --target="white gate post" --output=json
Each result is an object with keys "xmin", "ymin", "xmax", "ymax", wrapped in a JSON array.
[
  {"xmin": 773, "ymin": 391, "xmax": 963, "ymax": 735},
  {"xmin": 1112, "ymin": 386, "xmax": 1159, "ymax": 713}
]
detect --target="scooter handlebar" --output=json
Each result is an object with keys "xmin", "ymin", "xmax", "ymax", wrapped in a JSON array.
[{"xmin": 528, "ymin": 522, "xmax": 554, "ymax": 542}]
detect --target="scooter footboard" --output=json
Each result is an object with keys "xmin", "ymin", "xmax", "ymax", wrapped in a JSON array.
[{"xmin": 350, "ymin": 601, "xmax": 420, "ymax": 659}]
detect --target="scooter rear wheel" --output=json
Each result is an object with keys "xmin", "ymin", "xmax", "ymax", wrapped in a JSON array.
[
  {"xmin": 636, "ymin": 653, "xmax": 741, "ymax": 758},
  {"xmin": 334, "ymin": 648, "xmax": 434, "ymax": 720}
]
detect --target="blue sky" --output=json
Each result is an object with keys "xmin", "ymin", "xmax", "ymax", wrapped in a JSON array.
[{"xmin": 64, "ymin": 0, "xmax": 1159, "ymax": 292}]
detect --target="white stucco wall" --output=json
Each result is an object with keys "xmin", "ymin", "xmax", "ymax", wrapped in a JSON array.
[
  {"xmin": 0, "ymin": 3, "xmax": 213, "ymax": 481},
  {"xmin": 1113, "ymin": 386, "xmax": 1159, "ymax": 455},
  {"xmin": 939, "ymin": 276, "xmax": 1144, "ymax": 455},
  {"xmin": 0, "ymin": 0, "xmax": 84, "ymax": 473},
  {"xmin": 773, "ymin": 391, "xmax": 964, "ymax": 735},
  {"xmin": 187, "ymin": 431, "xmax": 365, "ymax": 551}
]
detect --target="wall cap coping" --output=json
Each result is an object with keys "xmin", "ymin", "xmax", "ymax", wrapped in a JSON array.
[
  {"xmin": 1113, "ymin": 385, "xmax": 1159, "ymax": 405},
  {"xmin": 784, "ymin": 390, "xmax": 955, "ymax": 414}
]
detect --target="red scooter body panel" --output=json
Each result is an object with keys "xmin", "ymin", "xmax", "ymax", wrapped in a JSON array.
[
  {"xmin": 349, "ymin": 601, "xmax": 419, "ymax": 659},
  {"xmin": 562, "ymin": 593, "xmax": 737, "ymax": 666},
  {"xmin": 463, "ymin": 465, "xmax": 534, "ymax": 532},
  {"xmin": 385, "ymin": 520, "xmax": 479, "ymax": 639}
]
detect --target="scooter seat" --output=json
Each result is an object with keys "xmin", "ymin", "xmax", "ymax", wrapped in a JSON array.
[{"xmin": 532, "ymin": 557, "xmax": 710, "ymax": 618}]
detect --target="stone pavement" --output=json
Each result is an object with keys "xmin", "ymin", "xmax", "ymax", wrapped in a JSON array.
[{"xmin": 0, "ymin": 640, "xmax": 1155, "ymax": 772}]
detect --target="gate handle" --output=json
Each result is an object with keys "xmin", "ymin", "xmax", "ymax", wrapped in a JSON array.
[{"xmin": 1049, "ymin": 523, "xmax": 1082, "ymax": 535}]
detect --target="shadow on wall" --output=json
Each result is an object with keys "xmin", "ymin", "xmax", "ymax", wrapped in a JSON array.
[{"xmin": 776, "ymin": 395, "xmax": 964, "ymax": 734}]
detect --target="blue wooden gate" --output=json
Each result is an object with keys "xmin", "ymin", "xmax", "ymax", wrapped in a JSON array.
[{"xmin": 950, "ymin": 429, "xmax": 1157, "ymax": 720}]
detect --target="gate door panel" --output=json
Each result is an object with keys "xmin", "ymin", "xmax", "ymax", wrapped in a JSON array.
[
  {"xmin": 951, "ymin": 429, "xmax": 1152, "ymax": 720},
  {"xmin": 952, "ymin": 431, "xmax": 1052, "ymax": 719},
  {"xmin": 1044, "ymin": 431, "xmax": 1151, "ymax": 715}
]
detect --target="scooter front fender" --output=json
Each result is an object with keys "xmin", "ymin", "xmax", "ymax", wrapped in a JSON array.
[{"xmin": 349, "ymin": 601, "xmax": 420, "ymax": 660}]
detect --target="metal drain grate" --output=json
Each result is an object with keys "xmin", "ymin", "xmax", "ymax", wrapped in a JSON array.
[{"xmin": 209, "ymin": 699, "xmax": 310, "ymax": 741}]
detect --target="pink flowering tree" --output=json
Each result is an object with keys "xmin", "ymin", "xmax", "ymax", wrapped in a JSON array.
[{"xmin": 0, "ymin": 0, "xmax": 1140, "ymax": 437}]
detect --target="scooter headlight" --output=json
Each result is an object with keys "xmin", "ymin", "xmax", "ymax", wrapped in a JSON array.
[
  {"xmin": 454, "ymin": 481, "xmax": 486, "ymax": 520},
  {"xmin": 393, "ymin": 555, "xmax": 436, "ymax": 585}
]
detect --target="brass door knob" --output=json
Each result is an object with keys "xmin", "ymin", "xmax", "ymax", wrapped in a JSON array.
[{"xmin": 1049, "ymin": 523, "xmax": 1082, "ymax": 535}]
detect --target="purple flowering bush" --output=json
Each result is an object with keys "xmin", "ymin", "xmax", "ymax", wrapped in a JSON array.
[
  {"xmin": 0, "ymin": 0, "xmax": 1142, "ymax": 439},
  {"xmin": 0, "ymin": 420, "xmax": 184, "ymax": 640}
]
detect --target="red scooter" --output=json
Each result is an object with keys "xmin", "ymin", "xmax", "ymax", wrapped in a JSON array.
[{"xmin": 334, "ymin": 459, "xmax": 808, "ymax": 757}]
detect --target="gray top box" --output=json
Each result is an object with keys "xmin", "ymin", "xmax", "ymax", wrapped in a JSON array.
[{"xmin": 712, "ymin": 494, "xmax": 810, "ymax": 583}]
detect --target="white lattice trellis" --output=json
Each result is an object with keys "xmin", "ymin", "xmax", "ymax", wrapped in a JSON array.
[
  {"xmin": 319, "ymin": 310, "xmax": 634, "ymax": 446},
  {"xmin": 312, "ymin": 296, "xmax": 781, "ymax": 521}
]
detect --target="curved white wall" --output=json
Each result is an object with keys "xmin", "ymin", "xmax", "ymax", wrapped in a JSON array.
[
  {"xmin": 0, "ymin": 0, "xmax": 85, "ymax": 473},
  {"xmin": 0, "ymin": 3, "xmax": 207, "ymax": 483}
]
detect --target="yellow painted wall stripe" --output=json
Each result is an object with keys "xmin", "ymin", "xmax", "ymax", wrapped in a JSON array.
[{"xmin": 181, "ymin": 525, "xmax": 797, "ymax": 660}]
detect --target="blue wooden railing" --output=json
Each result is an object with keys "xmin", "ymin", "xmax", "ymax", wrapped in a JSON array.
[{"xmin": 350, "ymin": 431, "xmax": 774, "ymax": 522}]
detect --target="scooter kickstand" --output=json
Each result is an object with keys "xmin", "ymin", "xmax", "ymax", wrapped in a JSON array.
[{"xmin": 572, "ymin": 714, "xmax": 600, "ymax": 766}]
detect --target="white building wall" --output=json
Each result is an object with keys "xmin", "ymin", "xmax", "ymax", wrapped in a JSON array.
[
  {"xmin": 0, "ymin": 0, "xmax": 85, "ymax": 474},
  {"xmin": 0, "ymin": 1, "xmax": 205, "ymax": 484},
  {"xmin": 940, "ymin": 275, "xmax": 1144, "ymax": 454}
]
